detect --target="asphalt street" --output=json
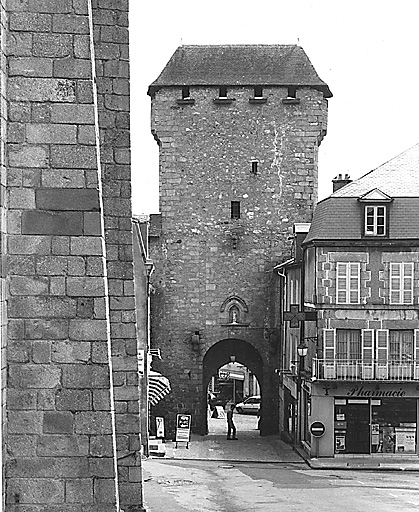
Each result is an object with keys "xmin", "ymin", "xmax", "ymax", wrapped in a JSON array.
[{"xmin": 142, "ymin": 413, "xmax": 419, "ymax": 511}]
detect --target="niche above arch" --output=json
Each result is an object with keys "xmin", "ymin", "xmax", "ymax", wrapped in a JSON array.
[{"xmin": 219, "ymin": 295, "xmax": 249, "ymax": 326}]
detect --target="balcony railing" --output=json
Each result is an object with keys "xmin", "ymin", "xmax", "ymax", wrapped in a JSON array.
[{"xmin": 312, "ymin": 358, "xmax": 419, "ymax": 381}]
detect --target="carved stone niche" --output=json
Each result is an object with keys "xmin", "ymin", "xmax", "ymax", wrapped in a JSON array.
[{"xmin": 219, "ymin": 295, "xmax": 249, "ymax": 326}]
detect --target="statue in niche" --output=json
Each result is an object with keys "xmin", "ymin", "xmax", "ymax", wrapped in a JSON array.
[{"xmin": 229, "ymin": 306, "xmax": 239, "ymax": 324}]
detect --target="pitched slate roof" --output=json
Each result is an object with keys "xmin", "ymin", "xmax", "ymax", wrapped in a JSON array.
[
  {"xmin": 305, "ymin": 143, "xmax": 419, "ymax": 243},
  {"xmin": 148, "ymin": 45, "xmax": 332, "ymax": 97},
  {"xmin": 332, "ymin": 144, "xmax": 419, "ymax": 198}
]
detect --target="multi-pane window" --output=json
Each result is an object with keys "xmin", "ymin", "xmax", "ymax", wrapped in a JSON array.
[
  {"xmin": 336, "ymin": 262, "xmax": 360, "ymax": 304},
  {"xmin": 336, "ymin": 329, "xmax": 361, "ymax": 360},
  {"xmin": 390, "ymin": 262, "xmax": 414, "ymax": 304},
  {"xmin": 389, "ymin": 330, "xmax": 414, "ymax": 362},
  {"xmin": 365, "ymin": 205, "xmax": 386, "ymax": 235}
]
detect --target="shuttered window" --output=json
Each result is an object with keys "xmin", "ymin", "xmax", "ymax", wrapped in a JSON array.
[
  {"xmin": 336, "ymin": 262, "xmax": 360, "ymax": 304},
  {"xmin": 390, "ymin": 262, "xmax": 414, "ymax": 304}
]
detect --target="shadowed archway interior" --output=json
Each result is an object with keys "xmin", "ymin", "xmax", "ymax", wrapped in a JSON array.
[{"xmin": 202, "ymin": 338, "xmax": 264, "ymax": 435}]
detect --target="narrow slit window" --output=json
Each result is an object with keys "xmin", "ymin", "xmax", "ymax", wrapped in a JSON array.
[
  {"xmin": 287, "ymin": 86, "xmax": 297, "ymax": 98},
  {"xmin": 182, "ymin": 86, "xmax": 190, "ymax": 99},
  {"xmin": 254, "ymin": 86, "xmax": 263, "ymax": 98},
  {"xmin": 231, "ymin": 201, "xmax": 240, "ymax": 219},
  {"xmin": 251, "ymin": 161, "xmax": 258, "ymax": 174},
  {"xmin": 219, "ymin": 86, "xmax": 228, "ymax": 98}
]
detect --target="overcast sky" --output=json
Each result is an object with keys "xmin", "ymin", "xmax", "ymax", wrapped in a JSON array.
[{"xmin": 129, "ymin": 0, "xmax": 419, "ymax": 215}]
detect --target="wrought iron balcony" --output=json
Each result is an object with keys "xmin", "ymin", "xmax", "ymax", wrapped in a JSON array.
[{"xmin": 312, "ymin": 358, "xmax": 419, "ymax": 382}]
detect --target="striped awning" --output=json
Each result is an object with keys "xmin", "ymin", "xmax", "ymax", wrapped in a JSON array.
[{"xmin": 148, "ymin": 370, "xmax": 171, "ymax": 406}]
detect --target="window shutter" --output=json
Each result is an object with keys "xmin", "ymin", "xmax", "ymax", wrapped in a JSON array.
[
  {"xmin": 390, "ymin": 263, "xmax": 401, "ymax": 304},
  {"xmin": 336, "ymin": 263, "xmax": 347, "ymax": 303},
  {"xmin": 349, "ymin": 263, "xmax": 360, "ymax": 303},
  {"xmin": 323, "ymin": 329, "xmax": 336, "ymax": 359},
  {"xmin": 403, "ymin": 263, "xmax": 414, "ymax": 304},
  {"xmin": 362, "ymin": 329, "xmax": 374, "ymax": 363},
  {"xmin": 415, "ymin": 330, "xmax": 419, "ymax": 379},
  {"xmin": 376, "ymin": 329, "xmax": 389, "ymax": 362}
]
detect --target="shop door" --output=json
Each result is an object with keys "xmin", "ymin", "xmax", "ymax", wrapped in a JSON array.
[{"xmin": 346, "ymin": 401, "xmax": 370, "ymax": 454}]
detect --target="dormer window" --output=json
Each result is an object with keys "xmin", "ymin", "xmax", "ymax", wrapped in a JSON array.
[
  {"xmin": 359, "ymin": 188, "xmax": 392, "ymax": 237},
  {"xmin": 365, "ymin": 205, "xmax": 386, "ymax": 236}
]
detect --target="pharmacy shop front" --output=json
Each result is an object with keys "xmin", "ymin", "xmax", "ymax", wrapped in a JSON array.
[{"xmin": 310, "ymin": 382, "xmax": 419, "ymax": 458}]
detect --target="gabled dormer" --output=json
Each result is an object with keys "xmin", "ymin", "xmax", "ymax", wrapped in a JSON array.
[{"xmin": 358, "ymin": 189, "xmax": 393, "ymax": 237}]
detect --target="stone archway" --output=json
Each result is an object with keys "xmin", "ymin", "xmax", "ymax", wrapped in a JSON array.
[{"xmin": 201, "ymin": 338, "xmax": 265, "ymax": 435}]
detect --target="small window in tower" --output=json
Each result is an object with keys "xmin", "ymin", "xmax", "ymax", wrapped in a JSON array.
[
  {"xmin": 251, "ymin": 161, "xmax": 258, "ymax": 174},
  {"xmin": 231, "ymin": 201, "xmax": 240, "ymax": 219},
  {"xmin": 287, "ymin": 86, "xmax": 297, "ymax": 98},
  {"xmin": 254, "ymin": 86, "xmax": 263, "ymax": 98},
  {"xmin": 182, "ymin": 86, "xmax": 190, "ymax": 99},
  {"xmin": 219, "ymin": 86, "xmax": 228, "ymax": 98}
]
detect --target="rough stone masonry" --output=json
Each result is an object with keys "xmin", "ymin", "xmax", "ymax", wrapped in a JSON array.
[{"xmin": 1, "ymin": 1, "xmax": 144, "ymax": 511}]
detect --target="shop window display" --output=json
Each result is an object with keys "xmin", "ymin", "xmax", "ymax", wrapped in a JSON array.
[{"xmin": 334, "ymin": 398, "xmax": 417, "ymax": 454}]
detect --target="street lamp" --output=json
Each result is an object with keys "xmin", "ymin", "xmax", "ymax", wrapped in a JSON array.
[
  {"xmin": 230, "ymin": 355, "xmax": 236, "ymax": 400},
  {"xmin": 296, "ymin": 342, "xmax": 308, "ymax": 445}
]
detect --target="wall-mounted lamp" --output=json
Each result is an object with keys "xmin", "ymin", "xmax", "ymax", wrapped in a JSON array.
[
  {"xmin": 297, "ymin": 342, "xmax": 308, "ymax": 358},
  {"xmin": 230, "ymin": 355, "xmax": 236, "ymax": 363}
]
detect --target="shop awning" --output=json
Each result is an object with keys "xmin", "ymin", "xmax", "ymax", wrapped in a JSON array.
[{"xmin": 148, "ymin": 371, "xmax": 171, "ymax": 406}]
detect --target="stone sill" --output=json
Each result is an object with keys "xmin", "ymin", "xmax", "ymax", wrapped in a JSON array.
[
  {"xmin": 249, "ymin": 97, "xmax": 267, "ymax": 104},
  {"xmin": 176, "ymin": 98, "xmax": 195, "ymax": 105},
  {"xmin": 213, "ymin": 98, "xmax": 235, "ymax": 105},
  {"xmin": 282, "ymin": 98, "xmax": 300, "ymax": 105}
]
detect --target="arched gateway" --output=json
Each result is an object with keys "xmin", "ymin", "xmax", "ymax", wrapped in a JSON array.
[{"xmin": 202, "ymin": 339, "xmax": 264, "ymax": 435}]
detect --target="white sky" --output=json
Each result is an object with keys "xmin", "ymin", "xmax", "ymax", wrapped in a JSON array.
[{"xmin": 129, "ymin": 0, "xmax": 419, "ymax": 215}]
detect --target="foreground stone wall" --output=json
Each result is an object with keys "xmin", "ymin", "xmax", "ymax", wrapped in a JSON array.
[
  {"xmin": 1, "ymin": 1, "xmax": 7, "ymax": 509},
  {"xmin": 4, "ymin": 1, "xmax": 142, "ymax": 510}
]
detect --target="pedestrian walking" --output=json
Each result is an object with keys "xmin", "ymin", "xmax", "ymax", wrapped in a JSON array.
[{"xmin": 224, "ymin": 399, "xmax": 238, "ymax": 440}]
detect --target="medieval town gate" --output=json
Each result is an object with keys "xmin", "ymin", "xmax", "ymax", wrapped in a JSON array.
[{"xmin": 148, "ymin": 45, "xmax": 330, "ymax": 437}]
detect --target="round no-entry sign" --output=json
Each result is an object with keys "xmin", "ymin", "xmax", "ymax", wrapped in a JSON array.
[{"xmin": 310, "ymin": 421, "xmax": 326, "ymax": 438}]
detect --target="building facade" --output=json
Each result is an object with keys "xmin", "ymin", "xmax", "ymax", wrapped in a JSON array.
[
  {"xmin": 148, "ymin": 45, "xmax": 331, "ymax": 436},
  {"xmin": 303, "ymin": 144, "xmax": 419, "ymax": 457}
]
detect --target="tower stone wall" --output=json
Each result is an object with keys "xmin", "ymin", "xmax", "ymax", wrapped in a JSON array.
[
  {"xmin": 149, "ymin": 51, "xmax": 329, "ymax": 435},
  {"xmin": 2, "ymin": 1, "xmax": 143, "ymax": 510}
]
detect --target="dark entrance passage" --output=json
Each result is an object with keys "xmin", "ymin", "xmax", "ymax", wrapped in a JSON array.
[{"xmin": 202, "ymin": 338, "xmax": 278, "ymax": 437}]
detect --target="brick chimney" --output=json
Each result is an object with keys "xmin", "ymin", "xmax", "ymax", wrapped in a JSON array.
[{"xmin": 332, "ymin": 173, "xmax": 352, "ymax": 192}]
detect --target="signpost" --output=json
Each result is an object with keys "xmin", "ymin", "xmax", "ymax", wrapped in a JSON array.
[
  {"xmin": 310, "ymin": 421, "xmax": 326, "ymax": 437},
  {"xmin": 175, "ymin": 414, "xmax": 191, "ymax": 449},
  {"xmin": 310, "ymin": 421, "xmax": 325, "ymax": 459}
]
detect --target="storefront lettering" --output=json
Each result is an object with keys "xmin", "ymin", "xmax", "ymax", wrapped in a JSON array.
[{"xmin": 347, "ymin": 386, "xmax": 406, "ymax": 398}]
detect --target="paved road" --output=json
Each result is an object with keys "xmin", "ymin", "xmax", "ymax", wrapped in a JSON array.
[
  {"xmin": 143, "ymin": 413, "xmax": 419, "ymax": 511},
  {"xmin": 143, "ymin": 459, "xmax": 419, "ymax": 512}
]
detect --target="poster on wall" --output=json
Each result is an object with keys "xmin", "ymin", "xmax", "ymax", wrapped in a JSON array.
[
  {"xmin": 335, "ymin": 436, "xmax": 346, "ymax": 452},
  {"xmin": 395, "ymin": 427, "xmax": 416, "ymax": 453}
]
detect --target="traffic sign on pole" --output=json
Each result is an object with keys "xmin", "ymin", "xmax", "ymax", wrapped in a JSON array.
[{"xmin": 310, "ymin": 421, "xmax": 326, "ymax": 438}]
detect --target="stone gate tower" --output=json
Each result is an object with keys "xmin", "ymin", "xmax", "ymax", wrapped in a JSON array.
[{"xmin": 148, "ymin": 45, "xmax": 331, "ymax": 436}]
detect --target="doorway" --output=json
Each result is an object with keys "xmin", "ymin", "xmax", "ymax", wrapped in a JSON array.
[{"xmin": 345, "ymin": 401, "xmax": 370, "ymax": 454}]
